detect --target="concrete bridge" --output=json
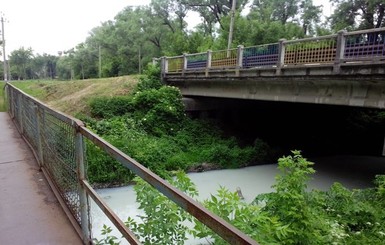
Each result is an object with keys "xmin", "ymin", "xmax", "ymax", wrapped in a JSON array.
[{"xmin": 160, "ymin": 27, "xmax": 385, "ymax": 110}]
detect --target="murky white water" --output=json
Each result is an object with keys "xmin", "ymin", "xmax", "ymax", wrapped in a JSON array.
[{"xmin": 90, "ymin": 155, "xmax": 385, "ymax": 244}]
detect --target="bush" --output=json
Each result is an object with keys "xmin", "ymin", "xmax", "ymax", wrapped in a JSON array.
[
  {"xmin": 86, "ymin": 140, "xmax": 134, "ymax": 185},
  {"xmin": 134, "ymin": 64, "xmax": 163, "ymax": 92},
  {"xmin": 131, "ymin": 86, "xmax": 186, "ymax": 136},
  {"xmin": 89, "ymin": 96, "xmax": 133, "ymax": 118}
]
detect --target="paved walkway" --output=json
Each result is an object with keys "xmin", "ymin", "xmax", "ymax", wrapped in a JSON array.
[{"xmin": 0, "ymin": 112, "xmax": 83, "ymax": 244}]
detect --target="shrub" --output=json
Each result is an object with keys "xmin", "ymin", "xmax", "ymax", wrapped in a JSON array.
[
  {"xmin": 125, "ymin": 171, "xmax": 197, "ymax": 244},
  {"xmin": 86, "ymin": 141, "xmax": 134, "ymax": 185},
  {"xmin": 131, "ymin": 86, "xmax": 186, "ymax": 136},
  {"xmin": 134, "ymin": 64, "xmax": 163, "ymax": 92},
  {"xmin": 89, "ymin": 96, "xmax": 133, "ymax": 118}
]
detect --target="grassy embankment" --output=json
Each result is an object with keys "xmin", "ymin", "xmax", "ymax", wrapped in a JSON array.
[{"xmin": 10, "ymin": 75, "xmax": 140, "ymax": 116}]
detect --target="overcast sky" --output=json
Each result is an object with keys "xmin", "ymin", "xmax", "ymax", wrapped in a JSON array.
[
  {"xmin": 1, "ymin": 0, "xmax": 331, "ymax": 60},
  {"xmin": 1, "ymin": 0, "xmax": 151, "ymax": 58}
]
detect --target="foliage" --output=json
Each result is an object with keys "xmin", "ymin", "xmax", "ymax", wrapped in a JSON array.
[
  {"xmin": 191, "ymin": 186, "xmax": 289, "ymax": 245},
  {"xmin": 133, "ymin": 64, "xmax": 163, "ymax": 93},
  {"xmin": 9, "ymin": 47, "xmax": 34, "ymax": 80},
  {"xmin": 329, "ymin": 0, "xmax": 385, "ymax": 31},
  {"xmin": 92, "ymin": 150, "xmax": 385, "ymax": 245},
  {"xmin": 89, "ymin": 96, "xmax": 133, "ymax": 118},
  {"xmin": 93, "ymin": 224, "xmax": 120, "ymax": 245},
  {"xmin": 125, "ymin": 171, "xmax": 198, "ymax": 244},
  {"xmin": 131, "ymin": 86, "xmax": 185, "ymax": 136},
  {"xmin": 254, "ymin": 150, "xmax": 332, "ymax": 244},
  {"xmin": 12, "ymin": 0, "xmax": 334, "ymax": 79},
  {"xmin": 84, "ymin": 67, "xmax": 267, "ymax": 183},
  {"xmin": 86, "ymin": 141, "xmax": 134, "ymax": 185}
]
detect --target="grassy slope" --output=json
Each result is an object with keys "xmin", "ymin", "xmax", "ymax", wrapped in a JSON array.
[{"xmin": 10, "ymin": 76, "xmax": 140, "ymax": 116}]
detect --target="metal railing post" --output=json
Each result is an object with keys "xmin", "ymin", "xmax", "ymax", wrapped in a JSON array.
[
  {"xmin": 276, "ymin": 39, "xmax": 286, "ymax": 75},
  {"xmin": 17, "ymin": 93, "xmax": 24, "ymax": 134},
  {"xmin": 206, "ymin": 50, "xmax": 212, "ymax": 77},
  {"xmin": 75, "ymin": 129, "xmax": 91, "ymax": 244},
  {"xmin": 34, "ymin": 104, "xmax": 44, "ymax": 168},
  {"xmin": 4, "ymin": 83, "xmax": 12, "ymax": 117},
  {"xmin": 334, "ymin": 30, "xmax": 346, "ymax": 74}
]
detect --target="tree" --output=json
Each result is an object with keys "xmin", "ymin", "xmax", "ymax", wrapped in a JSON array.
[
  {"xmin": 329, "ymin": 0, "xmax": 385, "ymax": 31},
  {"xmin": 32, "ymin": 54, "xmax": 58, "ymax": 79},
  {"xmin": 9, "ymin": 47, "xmax": 34, "ymax": 80},
  {"xmin": 185, "ymin": 0, "xmax": 249, "ymax": 36},
  {"xmin": 56, "ymin": 55, "xmax": 73, "ymax": 80},
  {"xmin": 299, "ymin": 0, "xmax": 323, "ymax": 35},
  {"xmin": 251, "ymin": 0, "xmax": 300, "ymax": 24},
  {"xmin": 249, "ymin": 0, "xmax": 322, "ymax": 36}
]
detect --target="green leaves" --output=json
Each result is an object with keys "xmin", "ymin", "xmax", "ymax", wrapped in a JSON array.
[{"xmin": 125, "ymin": 172, "xmax": 197, "ymax": 244}]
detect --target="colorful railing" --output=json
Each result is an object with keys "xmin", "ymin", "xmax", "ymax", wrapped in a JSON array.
[{"xmin": 162, "ymin": 27, "xmax": 385, "ymax": 74}]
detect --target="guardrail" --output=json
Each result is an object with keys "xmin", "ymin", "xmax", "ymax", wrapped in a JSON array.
[
  {"xmin": 4, "ymin": 83, "xmax": 259, "ymax": 245},
  {"xmin": 161, "ymin": 27, "xmax": 385, "ymax": 75}
]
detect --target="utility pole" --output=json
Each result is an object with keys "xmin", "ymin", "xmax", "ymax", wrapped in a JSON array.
[
  {"xmin": 227, "ymin": 0, "xmax": 236, "ymax": 51},
  {"xmin": 1, "ymin": 16, "xmax": 7, "ymax": 81}
]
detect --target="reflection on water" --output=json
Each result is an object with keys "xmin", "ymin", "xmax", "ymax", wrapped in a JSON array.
[{"xmin": 90, "ymin": 155, "xmax": 385, "ymax": 243}]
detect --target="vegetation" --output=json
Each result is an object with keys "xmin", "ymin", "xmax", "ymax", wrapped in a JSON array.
[
  {"xmin": 80, "ymin": 65, "xmax": 270, "ymax": 184},
  {"xmin": 10, "ymin": 76, "xmax": 139, "ymax": 116},
  {"xmin": 10, "ymin": 61, "xmax": 384, "ymax": 245},
  {"xmin": 94, "ymin": 150, "xmax": 385, "ymax": 245},
  {"xmin": 3, "ymin": 0, "xmax": 383, "ymax": 81}
]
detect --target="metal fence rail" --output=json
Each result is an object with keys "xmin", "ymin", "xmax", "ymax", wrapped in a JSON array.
[{"xmin": 4, "ymin": 83, "xmax": 259, "ymax": 245}]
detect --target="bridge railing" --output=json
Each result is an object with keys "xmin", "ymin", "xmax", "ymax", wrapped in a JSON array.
[
  {"xmin": 282, "ymin": 34, "xmax": 337, "ymax": 65},
  {"xmin": 4, "ymin": 83, "xmax": 259, "ymax": 245},
  {"xmin": 343, "ymin": 28, "xmax": 385, "ymax": 62},
  {"xmin": 160, "ymin": 27, "xmax": 385, "ymax": 76}
]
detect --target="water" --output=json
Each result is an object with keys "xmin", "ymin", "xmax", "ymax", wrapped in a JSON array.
[{"xmin": 90, "ymin": 155, "xmax": 385, "ymax": 243}]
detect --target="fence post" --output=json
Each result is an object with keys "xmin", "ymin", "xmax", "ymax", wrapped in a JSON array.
[
  {"xmin": 334, "ymin": 30, "xmax": 346, "ymax": 74},
  {"xmin": 276, "ymin": 39, "xmax": 286, "ymax": 75},
  {"xmin": 183, "ymin": 53, "xmax": 188, "ymax": 75},
  {"xmin": 206, "ymin": 50, "xmax": 212, "ymax": 77},
  {"xmin": 161, "ymin": 56, "xmax": 167, "ymax": 81},
  {"xmin": 236, "ymin": 45, "xmax": 244, "ymax": 76},
  {"xmin": 75, "ymin": 129, "xmax": 91, "ymax": 244},
  {"xmin": 4, "ymin": 84, "xmax": 12, "ymax": 118},
  {"xmin": 34, "ymin": 105, "xmax": 44, "ymax": 168},
  {"xmin": 17, "ymin": 93, "xmax": 24, "ymax": 135},
  {"xmin": 152, "ymin": 57, "xmax": 158, "ymax": 66}
]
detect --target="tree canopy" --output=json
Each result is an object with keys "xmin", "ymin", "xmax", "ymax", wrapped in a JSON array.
[{"xmin": 5, "ymin": 0, "xmax": 382, "ymax": 80}]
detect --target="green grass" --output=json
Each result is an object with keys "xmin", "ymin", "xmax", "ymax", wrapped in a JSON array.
[
  {"xmin": 0, "ymin": 82, "xmax": 5, "ymax": 112},
  {"xmin": 10, "ymin": 76, "xmax": 139, "ymax": 116}
]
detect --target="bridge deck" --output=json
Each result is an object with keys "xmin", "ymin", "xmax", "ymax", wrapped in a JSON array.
[{"xmin": 0, "ymin": 112, "xmax": 82, "ymax": 244}]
